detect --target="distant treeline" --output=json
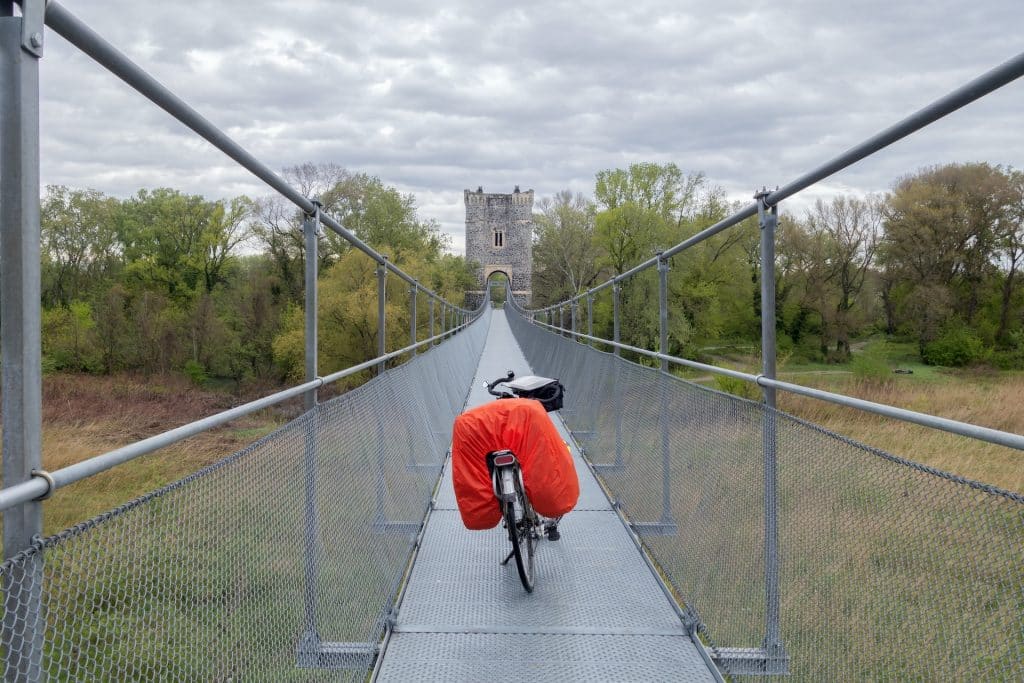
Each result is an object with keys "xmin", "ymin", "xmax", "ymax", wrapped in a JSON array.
[
  {"xmin": 40, "ymin": 163, "xmax": 474, "ymax": 386},
  {"xmin": 39, "ymin": 159, "xmax": 1024, "ymax": 386},
  {"xmin": 532, "ymin": 162, "xmax": 1024, "ymax": 368}
]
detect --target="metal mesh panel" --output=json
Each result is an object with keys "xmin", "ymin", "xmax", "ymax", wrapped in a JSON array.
[
  {"xmin": 506, "ymin": 305, "xmax": 1024, "ymax": 680},
  {"xmin": 0, "ymin": 308, "xmax": 490, "ymax": 681}
]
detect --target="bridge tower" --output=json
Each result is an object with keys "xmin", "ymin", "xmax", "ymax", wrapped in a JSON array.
[{"xmin": 464, "ymin": 185, "xmax": 533, "ymax": 308}]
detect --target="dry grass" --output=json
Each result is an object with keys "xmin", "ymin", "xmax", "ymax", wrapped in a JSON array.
[
  {"xmin": 777, "ymin": 373, "xmax": 1024, "ymax": 494},
  {"xmin": 2, "ymin": 373, "xmax": 291, "ymax": 534}
]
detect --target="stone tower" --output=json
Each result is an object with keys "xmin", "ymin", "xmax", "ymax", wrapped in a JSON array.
[{"xmin": 464, "ymin": 186, "xmax": 533, "ymax": 308}]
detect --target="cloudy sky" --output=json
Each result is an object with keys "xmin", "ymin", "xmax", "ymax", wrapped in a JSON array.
[{"xmin": 38, "ymin": 0, "xmax": 1023, "ymax": 254}]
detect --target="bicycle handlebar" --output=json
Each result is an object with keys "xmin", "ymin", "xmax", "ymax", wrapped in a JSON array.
[{"xmin": 485, "ymin": 370, "xmax": 516, "ymax": 398}]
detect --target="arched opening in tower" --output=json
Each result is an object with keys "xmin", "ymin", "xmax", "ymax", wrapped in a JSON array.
[{"xmin": 485, "ymin": 271, "xmax": 510, "ymax": 307}]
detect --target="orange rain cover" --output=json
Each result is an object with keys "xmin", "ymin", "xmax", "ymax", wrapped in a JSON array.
[{"xmin": 451, "ymin": 398, "xmax": 579, "ymax": 530}]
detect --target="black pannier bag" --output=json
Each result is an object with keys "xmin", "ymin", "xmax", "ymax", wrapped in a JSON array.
[{"xmin": 505, "ymin": 375, "xmax": 564, "ymax": 412}]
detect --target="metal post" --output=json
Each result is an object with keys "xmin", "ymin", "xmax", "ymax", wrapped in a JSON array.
[
  {"xmin": 376, "ymin": 257, "xmax": 387, "ymax": 375},
  {"xmin": 612, "ymin": 280, "xmax": 624, "ymax": 470},
  {"xmin": 612, "ymin": 280, "xmax": 621, "ymax": 356},
  {"xmin": 757, "ymin": 190, "xmax": 784, "ymax": 664},
  {"xmin": 560, "ymin": 305, "xmax": 566, "ymax": 338},
  {"xmin": 654, "ymin": 252, "xmax": 676, "ymax": 533},
  {"xmin": 1, "ymin": 6, "xmax": 44, "ymax": 679},
  {"xmin": 409, "ymin": 284, "xmax": 417, "ymax": 357},
  {"xmin": 303, "ymin": 205, "xmax": 320, "ymax": 411},
  {"xmin": 429, "ymin": 298, "xmax": 435, "ymax": 347},
  {"xmin": 300, "ymin": 205, "xmax": 321, "ymax": 648},
  {"xmin": 587, "ymin": 293, "xmax": 594, "ymax": 348},
  {"xmin": 570, "ymin": 300, "xmax": 577, "ymax": 341},
  {"xmin": 658, "ymin": 253, "xmax": 669, "ymax": 373}
]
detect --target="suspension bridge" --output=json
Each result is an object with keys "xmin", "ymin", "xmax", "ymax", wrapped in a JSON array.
[{"xmin": 1, "ymin": 2, "xmax": 1022, "ymax": 680}]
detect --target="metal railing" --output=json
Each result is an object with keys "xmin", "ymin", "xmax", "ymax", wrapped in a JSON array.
[
  {"xmin": 0, "ymin": 0, "xmax": 483, "ymax": 510},
  {"xmin": 1, "ymin": 0, "xmax": 1022, "ymax": 678},
  {"xmin": 0, "ymin": 1, "xmax": 485, "ymax": 679},
  {"xmin": 505, "ymin": 300, "xmax": 1024, "ymax": 679},
  {"xmin": 0, "ymin": 308, "xmax": 492, "ymax": 680},
  {"xmin": 513, "ymin": 49, "xmax": 1024, "ymax": 674}
]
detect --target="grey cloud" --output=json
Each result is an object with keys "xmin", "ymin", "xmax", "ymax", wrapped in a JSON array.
[{"xmin": 35, "ymin": 0, "xmax": 1024, "ymax": 254}]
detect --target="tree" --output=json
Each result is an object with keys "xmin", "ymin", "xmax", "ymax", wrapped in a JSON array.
[
  {"xmin": 253, "ymin": 164, "xmax": 446, "ymax": 302},
  {"xmin": 595, "ymin": 162, "xmax": 706, "ymax": 226},
  {"xmin": 804, "ymin": 195, "xmax": 881, "ymax": 359},
  {"xmin": 93, "ymin": 284, "xmax": 131, "ymax": 374},
  {"xmin": 995, "ymin": 169, "xmax": 1024, "ymax": 344},
  {"xmin": 40, "ymin": 186, "xmax": 121, "ymax": 307},
  {"xmin": 120, "ymin": 188, "xmax": 251, "ymax": 302},
  {"xmin": 880, "ymin": 163, "xmax": 1010, "ymax": 344},
  {"xmin": 593, "ymin": 203, "xmax": 665, "ymax": 275},
  {"xmin": 531, "ymin": 190, "xmax": 603, "ymax": 306}
]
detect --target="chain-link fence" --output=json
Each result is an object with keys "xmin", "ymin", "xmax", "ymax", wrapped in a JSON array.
[
  {"xmin": 0, "ymin": 307, "xmax": 489, "ymax": 681},
  {"xmin": 506, "ymin": 304, "xmax": 1024, "ymax": 681}
]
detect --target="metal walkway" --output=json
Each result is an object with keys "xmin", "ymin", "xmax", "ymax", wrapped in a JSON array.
[{"xmin": 376, "ymin": 310, "xmax": 719, "ymax": 681}]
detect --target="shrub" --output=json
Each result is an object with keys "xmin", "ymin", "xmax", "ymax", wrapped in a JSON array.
[
  {"xmin": 851, "ymin": 346, "xmax": 893, "ymax": 383},
  {"xmin": 922, "ymin": 325, "xmax": 985, "ymax": 367},
  {"xmin": 713, "ymin": 374, "xmax": 762, "ymax": 400},
  {"xmin": 183, "ymin": 360, "xmax": 209, "ymax": 386},
  {"xmin": 41, "ymin": 302, "xmax": 102, "ymax": 372},
  {"xmin": 989, "ymin": 329, "xmax": 1024, "ymax": 370}
]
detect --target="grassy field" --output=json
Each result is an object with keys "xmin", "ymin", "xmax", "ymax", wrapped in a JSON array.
[
  {"xmin": 555, "ymin": 343, "xmax": 1022, "ymax": 680},
  {"xmin": 0, "ymin": 339, "xmax": 1018, "ymax": 679},
  {"xmin": 689, "ymin": 339, "xmax": 1024, "ymax": 494},
  {"xmin": 2, "ymin": 373, "xmax": 292, "ymax": 534}
]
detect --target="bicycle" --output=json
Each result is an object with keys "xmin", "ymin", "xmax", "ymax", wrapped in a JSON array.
[{"xmin": 483, "ymin": 371, "xmax": 564, "ymax": 592}]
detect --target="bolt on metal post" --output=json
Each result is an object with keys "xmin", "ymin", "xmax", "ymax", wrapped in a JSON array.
[
  {"xmin": 2, "ymin": 5, "xmax": 45, "ymax": 680},
  {"xmin": 376, "ymin": 257, "xmax": 387, "ymax": 375},
  {"xmin": 757, "ymin": 189, "xmax": 785, "ymax": 666}
]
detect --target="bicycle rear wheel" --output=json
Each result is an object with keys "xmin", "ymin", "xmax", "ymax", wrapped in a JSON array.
[{"xmin": 502, "ymin": 497, "xmax": 535, "ymax": 592}]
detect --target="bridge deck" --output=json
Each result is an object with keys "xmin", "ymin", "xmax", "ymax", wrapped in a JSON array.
[{"xmin": 376, "ymin": 310, "xmax": 718, "ymax": 681}]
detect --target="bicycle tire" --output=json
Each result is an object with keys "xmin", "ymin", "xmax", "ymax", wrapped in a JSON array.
[
  {"xmin": 503, "ymin": 495, "xmax": 535, "ymax": 592},
  {"xmin": 517, "ymin": 482, "xmax": 537, "ymax": 591}
]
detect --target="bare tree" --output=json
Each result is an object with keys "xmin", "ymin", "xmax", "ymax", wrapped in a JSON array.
[
  {"xmin": 995, "ymin": 169, "xmax": 1024, "ymax": 343},
  {"xmin": 805, "ymin": 195, "xmax": 881, "ymax": 359}
]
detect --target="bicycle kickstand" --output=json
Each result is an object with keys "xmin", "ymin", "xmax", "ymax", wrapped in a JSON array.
[{"xmin": 501, "ymin": 549, "xmax": 515, "ymax": 566}]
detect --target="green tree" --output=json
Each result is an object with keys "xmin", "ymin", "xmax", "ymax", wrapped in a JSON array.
[
  {"xmin": 595, "ymin": 162, "xmax": 706, "ymax": 225},
  {"xmin": 120, "ymin": 188, "xmax": 251, "ymax": 302},
  {"xmin": 532, "ymin": 190, "xmax": 603, "ymax": 306},
  {"xmin": 41, "ymin": 301, "xmax": 101, "ymax": 372},
  {"xmin": 40, "ymin": 186, "xmax": 121, "ymax": 307},
  {"xmin": 880, "ymin": 163, "xmax": 1011, "ymax": 349},
  {"xmin": 253, "ymin": 164, "xmax": 446, "ymax": 303}
]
